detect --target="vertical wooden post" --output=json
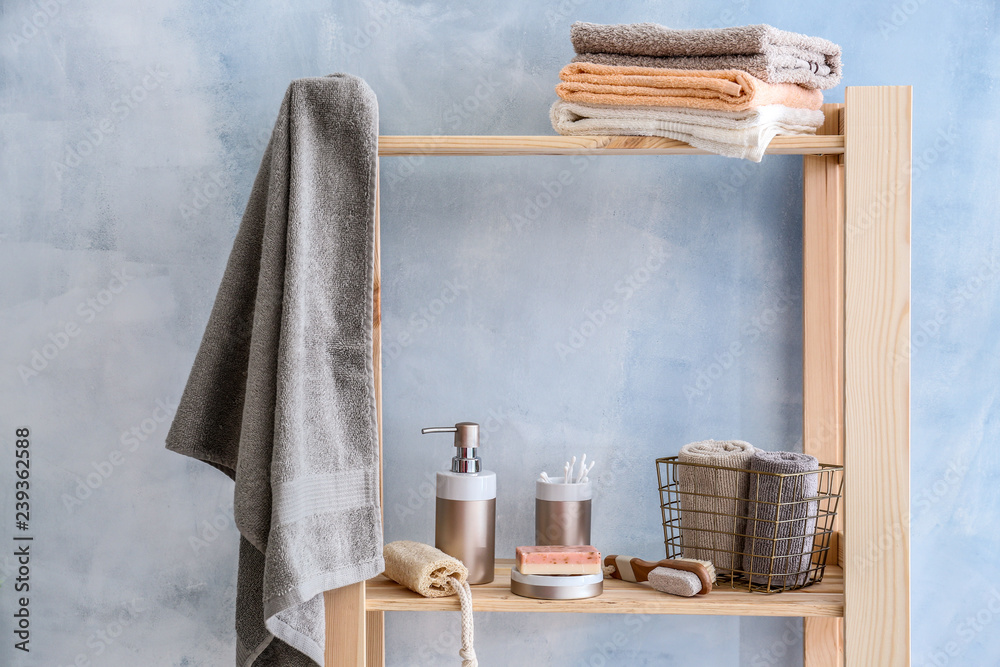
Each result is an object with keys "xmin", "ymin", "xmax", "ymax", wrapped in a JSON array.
[
  {"xmin": 325, "ymin": 158, "xmax": 385, "ymax": 667},
  {"xmin": 367, "ymin": 159, "xmax": 386, "ymax": 667},
  {"xmin": 843, "ymin": 86, "xmax": 911, "ymax": 666},
  {"xmin": 802, "ymin": 103, "xmax": 846, "ymax": 667},
  {"xmin": 325, "ymin": 584, "xmax": 367, "ymax": 666},
  {"xmin": 366, "ymin": 611, "xmax": 385, "ymax": 667}
]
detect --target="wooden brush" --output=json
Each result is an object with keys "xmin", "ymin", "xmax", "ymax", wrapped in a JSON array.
[{"xmin": 603, "ymin": 555, "xmax": 715, "ymax": 597}]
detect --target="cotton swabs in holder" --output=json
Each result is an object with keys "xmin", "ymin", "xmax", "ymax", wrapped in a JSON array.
[{"xmin": 539, "ymin": 454, "xmax": 595, "ymax": 484}]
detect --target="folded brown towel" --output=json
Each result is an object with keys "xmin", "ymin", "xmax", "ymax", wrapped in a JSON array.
[
  {"xmin": 556, "ymin": 62, "xmax": 823, "ymax": 111},
  {"xmin": 742, "ymin": 451, "xmax": 820, "ymax": 588},
  {"xmin": 570, "ymin": 22, "xmax": 842, "ymax": 90}
]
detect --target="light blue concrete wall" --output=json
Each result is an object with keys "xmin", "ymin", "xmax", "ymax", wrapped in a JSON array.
[{"xmin": 0, "ymin": 1, "xmax": 994, "ymax": 665}]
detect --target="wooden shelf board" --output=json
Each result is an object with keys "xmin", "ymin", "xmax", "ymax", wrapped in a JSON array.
[
  {"xmin": 377, "ymin": 135, "xmax": 845, "ymax": 157},
  {"xmin": 365, "ymin": 559, "xmax": 843, "ymax": 617}
]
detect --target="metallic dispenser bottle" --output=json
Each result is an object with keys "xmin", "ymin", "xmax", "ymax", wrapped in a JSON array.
[{"xmin": 422, "ymin": 422, "xmax": 496, "ymax": 584}]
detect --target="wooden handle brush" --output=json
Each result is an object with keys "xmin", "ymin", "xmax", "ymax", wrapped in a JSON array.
[{"xmin": 603, "ymin": 555, "xmax": 714, "ymax": 597}]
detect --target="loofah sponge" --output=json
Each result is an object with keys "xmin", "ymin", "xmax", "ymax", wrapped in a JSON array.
[{"xmin": 383, "ymin": 540, "xmax": 468, "ymax": 598}]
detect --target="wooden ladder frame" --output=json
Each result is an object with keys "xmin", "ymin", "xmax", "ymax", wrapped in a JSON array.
[{"xmin": 324, "ymin": 85, "xmax": 911, "ymax": 667}]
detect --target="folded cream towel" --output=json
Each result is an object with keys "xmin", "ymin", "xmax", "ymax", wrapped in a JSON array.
[
  {"xmin": 742, "ymin": 451, "xmax": 820, "ymax": 588},
  {"xmin": 570, "ymin": 22, "xmax": 842, "ymax": 89},
  {"xmin": 556, "ymin": 62, "xmax": 824, "ymax": 111},
  {"xmin": 677, "ymin": 440, "xmax": 756, "ymax": 572},
  {"xmin": 550, "ymin": 101, "xmax": 824, "ymax": 161},
  {"xmin": 383, "ymin": 541, "xmax": 477, "ymax": 666}
]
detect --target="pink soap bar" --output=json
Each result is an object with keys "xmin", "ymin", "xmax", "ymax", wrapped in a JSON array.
[{"xmin": 515, "ymin": 545, "xmax": 602, "ymax": 575}]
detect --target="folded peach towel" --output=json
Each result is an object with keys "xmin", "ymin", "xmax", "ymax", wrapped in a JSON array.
[
  {"xmin": 570, "ymin": 22, "xmax": 842, "ymax": 90},
  {"xmin": 556, "ymin": 62, "xmax": 823, "ymax": 111}
]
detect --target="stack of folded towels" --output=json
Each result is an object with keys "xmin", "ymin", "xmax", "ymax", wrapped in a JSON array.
[{"xmin": 550, "ymin": 22, "xmax": 842, "ymax": 161}]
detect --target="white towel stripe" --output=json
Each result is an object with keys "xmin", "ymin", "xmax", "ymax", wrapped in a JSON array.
[{"xmin": 271, "ymin": 470, "xmax": 377, "ymax": 527}]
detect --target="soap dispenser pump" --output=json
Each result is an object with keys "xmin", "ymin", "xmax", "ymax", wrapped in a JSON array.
[{"xmin": 422, "ymin": 422, "xmax": 496, "ymax": 584}]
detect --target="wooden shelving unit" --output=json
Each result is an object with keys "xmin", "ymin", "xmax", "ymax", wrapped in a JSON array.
[
  {"xmin": 366, "ymin": 559, "xmax": 844, "ymax": 618},
  {"xmin": 378, "ymin": 134, "xmax": 845, "ymax": 156},
  {"xmin": 325, "ymin": 85, "xmax": 911, "ymax": 667}
]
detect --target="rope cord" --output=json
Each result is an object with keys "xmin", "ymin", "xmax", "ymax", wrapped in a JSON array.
[{"xmin": 447, "ymin": 576, "xmax": 477, "ymax": 667}]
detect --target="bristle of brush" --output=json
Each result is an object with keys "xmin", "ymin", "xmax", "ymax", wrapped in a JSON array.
[{"xmin": 673, "ymin": 557, "xmax": 716, "ymax": 582}]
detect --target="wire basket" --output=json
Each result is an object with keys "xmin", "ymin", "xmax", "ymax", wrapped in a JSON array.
[{"xmin": 656, "ymin": 456, "xmax": 843, "ymax": 593}]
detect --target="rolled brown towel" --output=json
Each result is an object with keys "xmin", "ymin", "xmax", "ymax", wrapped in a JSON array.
[{"xmin": 677, "ymin": 440, "xmax": 756, "ymax": 572}]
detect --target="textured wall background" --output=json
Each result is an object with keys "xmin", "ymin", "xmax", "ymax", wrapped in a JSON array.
[{"xmin": 0, "ymin": 0, "xmax": 994, "ymax": 665}]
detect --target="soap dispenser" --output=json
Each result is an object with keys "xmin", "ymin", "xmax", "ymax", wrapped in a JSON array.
[{"xmin": 422, "ymin": 422, "xmax": 496, "ymax": 584}]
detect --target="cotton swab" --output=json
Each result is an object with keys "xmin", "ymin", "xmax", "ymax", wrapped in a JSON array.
[{"xmin": 541, "ymin": 457, "xmax": 595, "ymax": 484}]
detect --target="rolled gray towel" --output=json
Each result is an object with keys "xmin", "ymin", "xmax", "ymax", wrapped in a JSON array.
[
  {"xmin": 677, "ymin": 440, "xmax": 756, "ymax": 572},
  {"xmin": 742, "ymin": 450, "xmax": 820, "ymax": 588},
  {"xmin": 570, "ymin": 22, "xmax": 842, "ymax": 90}
]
